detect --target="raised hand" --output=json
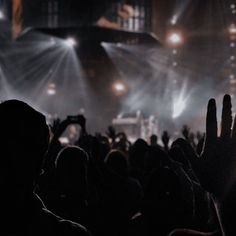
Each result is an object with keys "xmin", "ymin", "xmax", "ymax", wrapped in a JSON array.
[
  {"xmin": 183, "ymin": 95, "xmax": 236, "ymax": 200},
  {"xmin": 106, "ymin": 125, "xmax": 116, "ymax": 143},
  {"xmin": 182, "ymin": 125, "xmax": 190, "ymax": 140},
  {"xmin": 162, "ymin": 130, "xmax": 170, "ymax": 151}
]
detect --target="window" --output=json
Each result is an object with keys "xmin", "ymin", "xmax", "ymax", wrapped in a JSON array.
[
  {"xmin": 42, "ymin": 0, "xmax": 59, "ymax": 27},
  {"xmin": 110, "ymin": 0, "xmax": 152, "ymax": 32}
]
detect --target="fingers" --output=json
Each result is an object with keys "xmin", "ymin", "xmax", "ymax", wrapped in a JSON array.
[
  {"xmin": 206, "ymin": 98, "xmax": 217, "ymax": 146},
  {"xmin": 221, "ymin": 94, "xmax": 232, "ymax": 139}
]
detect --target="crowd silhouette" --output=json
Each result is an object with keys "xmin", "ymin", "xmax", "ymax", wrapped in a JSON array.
[{"xmin": 1, "ymin": 94, "xmax": 236, "ymax": 236}]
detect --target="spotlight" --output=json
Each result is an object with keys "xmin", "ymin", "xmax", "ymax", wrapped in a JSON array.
[
  {"xmin": 169, "ymin": 33, "xmax": 182, "ymax": 44},
  {"xmin": 0, "ymin": 10, "xmax": 4, "ymax": 20},
  {"xmin": 172, "ymin": 83, "xmax": 189, "ymax": 119},
  {"xmin": 65, "ymin": 37, "xmax": 77, "ymax": 47},
  {"xmin": 170, "ymin": 15, "xmax": 178, "ymax": 25},
  {"xmin": 114, "ymin": 82, "xmax": 125, "ymax": 92},
  {"xmin": 113, "ymin": 81, "xmax": 127, "ymax": 95},
  {"xmin": 59, "ymin": 137, "xmax": 70, "ymax": 145},
  {"xmin": 172, "ymin": 98, "xmax": 187, "ymax": 119},
  {"xmin": 229, "ymin": 24, "xmax": 236, "ymax": 34},
  {"xmin": 167, "ymin": 31, "xmax": 184, "ymax": 47},
  {"xmin": 47, "ymin": 83, "xmax": 56, "ymax": 96}
]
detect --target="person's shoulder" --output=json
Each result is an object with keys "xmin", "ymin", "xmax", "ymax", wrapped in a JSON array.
[
  {"xmin": 33, "ymin": 194, "xmax": 91, "ymax": 236},
  {"xmin": 56, "ymin": 218, "xmax": 91, "ymax": 236},
  {"xmin": 42, "ymin": 206, "xmax": 91, "ymax": 236}
]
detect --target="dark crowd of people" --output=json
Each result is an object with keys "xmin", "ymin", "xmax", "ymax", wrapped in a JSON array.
[{"xmin": 1, "ymin": 94, "xmax": 236, "ymax": 236}]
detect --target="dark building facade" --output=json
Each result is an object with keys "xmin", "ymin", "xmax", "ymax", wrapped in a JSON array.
[{"xmin": 17, "ymin": 0, "xmax": 153, "ymax": 32}]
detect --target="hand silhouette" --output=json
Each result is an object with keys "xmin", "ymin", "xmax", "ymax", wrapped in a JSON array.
[
  {"xmin": 106, "ymin": 126, "xmax": 116, "ymax": 143},
  {"xmin": 162, "ymin": 130, "xmax": 170, "ymax": 151},
  {"xmin": 177, "ymin": 95, "xmax": 236, "ymax": 200},
  {"xmin": 182, "ymin": 125, "xmax": 190, "ymax": 140}
]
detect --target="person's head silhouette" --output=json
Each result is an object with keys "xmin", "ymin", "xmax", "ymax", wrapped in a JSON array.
[
  {"xmin": 55, "ymin": 146, "xmax": 88, "ymax": 197},
  {"xmin": 150, "ymin": 134, "xmax": 158, "ymax": 146},
  {"xmin": 105, "ymin": 150, "xmax": 129, "ymax": 178},
  {"xmin": 0, "ymin": 100, "xmax": 49, "ymax": 191},
  {"xmin": 0, "ymin": 100, "xmax": 90, "ymax": 236}
]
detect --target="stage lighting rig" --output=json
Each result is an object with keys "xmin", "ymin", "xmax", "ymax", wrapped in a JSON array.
[
  {"xmin": 229, "ymin": 24, "xmax": 236, "ymax": 35},
  {"xmin": 47, "ymin": 83, "xmax": 56, "ymax": 96},
  {"xmin": 167, "ymin": 31, "xmax": 183, "ymax": 47},
  {"xmin": 166, "ymin": 28, "xmax": 184, "ymax": 47},
  {"xmin": 170, "ymin": 15, "xmax": 178, "ymax": 25},
  {"xmin": 65, "ymin": 37, "xmax": 77, "ymax": 47},
  {"xmin": 113, "ymin": 81, "xmax": 127, "ymax": 95}
]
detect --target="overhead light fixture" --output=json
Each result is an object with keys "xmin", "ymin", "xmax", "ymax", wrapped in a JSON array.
[
  {"xmin": 47, "ymin": 83, "xmax": 56, "ymax": 96},
  {"xmin": 112, "ymin": 81, "xmax": 127, "ymax": 95},
  {"xmin": 167, "ymin": 30, "xmax": 184, "ymax": 47},
  {"xmin": 229, "ymin": 24, "xmax": 236, "ymax": 34},
  {"xmin": 65, "ymin": 37, "xmax": 77, "ymax": 47},
  {"xmin": 170, "ymin": 15, "xmax": 178, "ymax": 25}
]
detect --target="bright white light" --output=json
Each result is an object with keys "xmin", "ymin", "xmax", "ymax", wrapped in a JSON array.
[
  {"xmin": 229, "ymin": 24, "xmax": 236, "ymax": 34},
  {"xmin": 231, "ymin": 4, "xmax": 236, "ymax": 9},
  {"xmin": 114, "ymin": 82, "xmax": 125, "ymax": 92},
  {"xmin": 171, "ymin": 15, "xmax": 178, "ymax": 25},
  {"xmin": 172, "ymin": 83, "xmax": 189, "ymax": 119},
  {"xmin": 172, "ymin": 97, "xmax": 187, "ymax": 119},
  {"xmin": 112, "ymin": 81, "xmax": 127, "ymax": 96},
  {"xmin": 59, "ymin": 137, "xmax": 69, "ymax": 144},
  {"xmin": 47, "ymin": 83, "xmax": 56, "ymax": 96},
  {"xmin": 65, "ymin": 37, "xmax": 77, "ymax": 47},
  {"xmin": 169, "ymin": 33, "xmax": 181, "ymax": 43},
  {"xmin": 47, "ymin": 89, "xmax": 56, "ymax": 95},
  {"xmin": 167, "ymin": 32, "xmax": 183, "ymax": 46},
  {"xmin": 0, "ymin": 10, "xmax": 4, "ymax": 20}
]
